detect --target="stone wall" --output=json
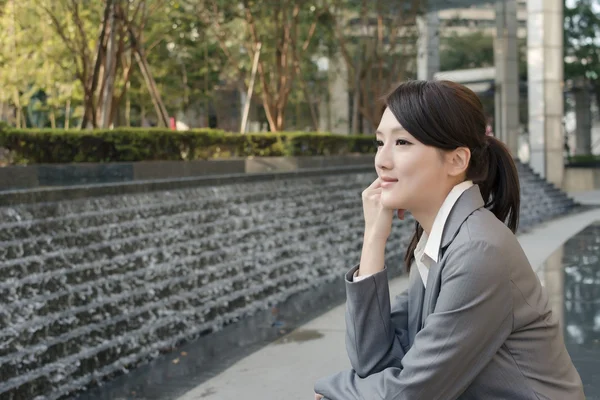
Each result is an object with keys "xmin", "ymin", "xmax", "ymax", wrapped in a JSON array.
[{"xmin": 0, "ymin": 160, "xmax": 577, "ymax": 399}]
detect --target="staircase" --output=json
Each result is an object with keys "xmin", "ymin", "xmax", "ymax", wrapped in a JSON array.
[{"xmin": 516, "ymin": 161, "xmax": 579, "ymax": 231}]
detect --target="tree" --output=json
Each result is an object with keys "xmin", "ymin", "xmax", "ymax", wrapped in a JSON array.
[
  {"xmin": 36, "ymin": 0, "xmax": 174, "ymax": 128},
  {"xmin": 0, "ymin": 0, "xmax": 42, "ymax": 127},
  {"xmin": 135, "ymin": 1, "xmax": 226, "ymax": 128},
  {"xmin": 440, "ymin": 31, "xmax": 528, "ymax": 80},
  {"xmin": 36, "ymin": 0, "xmax": 106, "ymax": 128},
  {"xmin": 328, "ymin": 0, "xmax": 420, "ymax": 133},
  {"xmin": 440, "ymin": 31, "xmax": 494, "ymax": 71},
  {"xmin": 195, "ymin": 0, "xmax": 329, "ymax": 132},
  {"xmin": 564, "ymin": 0, "xmax": 600, "ymax": 106}
]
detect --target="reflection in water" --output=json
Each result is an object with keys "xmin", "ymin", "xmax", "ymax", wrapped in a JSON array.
[
  {"xmin": 562, "ymin": 222, "xmax": 600, "ymax": 349},
  {"xmin": 540, "ymin": 221, "xmax": 600, "ymax": 399}
]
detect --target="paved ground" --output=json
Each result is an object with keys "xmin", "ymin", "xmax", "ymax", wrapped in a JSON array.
[
  {"xmin": 571, "ymin": 189, "xmax": 600, "ymax": 206},
  {"xmin": 176, "ymin": 195, "xmax": 600, "ymax": 400}
]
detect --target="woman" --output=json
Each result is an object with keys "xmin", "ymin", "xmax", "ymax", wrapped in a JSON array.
[{"xmin": 314, "ymin": 80, "xmax": 584, "ymax": 400}]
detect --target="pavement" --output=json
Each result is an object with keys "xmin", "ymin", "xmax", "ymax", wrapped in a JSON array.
[
  {"xmin": 176, "ymin": 193, "xmax": 600, "ymax": 400},
  {"xmin": 570, "ymin": 189, "xmax": 600, "ymax": 206}
]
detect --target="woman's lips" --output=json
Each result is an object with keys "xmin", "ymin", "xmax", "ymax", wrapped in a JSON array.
[{"xmin": 380, "ymin": 178, "xmax": 398, "ymax": 188}]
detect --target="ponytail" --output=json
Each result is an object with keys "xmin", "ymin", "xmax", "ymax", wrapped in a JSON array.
[
  {"xmin": 403, "ymin": 136, "xmax": 520, "ymax": 272},
  {"xmin": 478, "ymin": 136, "xmax": 520, "ymax": 233}
]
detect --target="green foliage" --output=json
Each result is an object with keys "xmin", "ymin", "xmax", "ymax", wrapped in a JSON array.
[
  {"xmin": 440, "ymin": 31, "xmax": 527, "ymax": 79},
  {"xmin": 564, "ymin": 0, "xmax": 600, "ymax": 82},
  {"xmin": 440, "ymin": 31, "xmax": 495, "ymax": 71},
  {"xmin": 568, "ymin": 154, "xmax": 600, "ymax": 164},
  {"xmin": 286, "ymin": 133, "xmax": 375, "ymax": 156},
  {"xmin": 0, "ymin": 127, "xmax": 376, "ymax": 164},
  {"xmin": 0, "ymin": 0, "xmax": 100, "ymax": 127}
]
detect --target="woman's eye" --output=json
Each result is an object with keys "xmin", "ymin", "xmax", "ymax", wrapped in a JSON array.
[
  {"xmin": 373, "ymin": 140, "xmax": 384, "ymax": 148},
  {"xmin": 396, "ymin": 139, "xmax": 410, "ymax": 146}
]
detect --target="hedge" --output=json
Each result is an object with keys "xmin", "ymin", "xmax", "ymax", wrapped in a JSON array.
[
  {"xmin": 568, "ymin": 154, "xmax": 600, "ymax": 164},
  {"xmin": 0, "ymin": 127, "xmax": 376, "ymax": 164}
]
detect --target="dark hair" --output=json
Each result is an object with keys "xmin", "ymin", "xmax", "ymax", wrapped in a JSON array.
[{"xmin": 383, "ymin": 80, "xmax": 520, "ymax": 271}]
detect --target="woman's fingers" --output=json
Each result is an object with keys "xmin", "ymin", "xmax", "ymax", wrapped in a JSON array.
[{"xmin": 367, "ymin": 177, "xmax": 382, "ymax": 189}]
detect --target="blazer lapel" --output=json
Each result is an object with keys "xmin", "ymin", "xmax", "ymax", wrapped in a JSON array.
[{"xmin": 419, "ymin": 185, "xmax": 486, "ymax": 328}]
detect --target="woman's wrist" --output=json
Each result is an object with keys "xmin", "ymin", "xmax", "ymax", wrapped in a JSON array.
[
  {"xmin": 358, "ymin": 235, "xmax": 387, "ymax": 276},
  {"xmin": 363, "ymin": 230, "xmax": 389, "ymax": 244}
]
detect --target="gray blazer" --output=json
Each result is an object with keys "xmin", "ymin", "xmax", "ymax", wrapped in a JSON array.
[{"xmin": 315, "ymin": 185, "xmax": 584, "ymax": 400}]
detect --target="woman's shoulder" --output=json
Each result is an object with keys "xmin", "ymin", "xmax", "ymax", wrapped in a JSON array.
[
  {"xmin": 443, "ymin": 208, "xmax": 525, "ymax": 267},
  {"xmin": 459, "ymin": 207, "xmax": 516, "ymax": 246}
]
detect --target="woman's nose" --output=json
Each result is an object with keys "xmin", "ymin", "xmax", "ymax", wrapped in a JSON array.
[{"xmin": 375, "ymin": 146, "xmax": 393, "ymax": 170}]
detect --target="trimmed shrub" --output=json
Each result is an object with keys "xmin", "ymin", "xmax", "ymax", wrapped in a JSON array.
[{"xmin": 0, "ymin": 127, "xmax": 376, "ymax": 164}]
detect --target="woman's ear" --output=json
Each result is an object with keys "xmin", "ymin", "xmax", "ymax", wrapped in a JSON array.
[{"xmin": 446, "ymin": 147, "xmax": 470, "ymax": 177}]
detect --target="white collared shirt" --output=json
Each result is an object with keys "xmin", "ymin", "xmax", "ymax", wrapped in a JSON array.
[{"xmin": 355, "ymin": 180, "xmax": 474, "ymax": 288}]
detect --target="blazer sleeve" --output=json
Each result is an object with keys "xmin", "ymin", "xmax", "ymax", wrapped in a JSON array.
[
  {"xmin": 315, "ymin": 241, "xmax": 514, "ymax": 400},
  {"xmin": 344, "ymin": 265, "xmax": 410, "ymax": 378}
]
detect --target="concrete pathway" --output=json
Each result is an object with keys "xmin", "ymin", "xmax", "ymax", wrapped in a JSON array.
[
  {"xmin": 570, "ymin": 190, "xmax": 600, "ymax": 206},
  {"xmin": 177, "ymin": 204, "xmax": 600, "ymax": 400}
]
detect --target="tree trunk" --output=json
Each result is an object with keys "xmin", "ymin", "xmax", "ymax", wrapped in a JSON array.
[
  {"xmin": 125, "ymin": 81, "xmax": 131, "ymax": 127},
  {"xmin": 134, "ymin": 45, "xmax": 169, "ymax": 127},
  {"xmin": 15, "ymin": 108, "xmax": 21, "ymax": 129},
  {"xmin": 141, "ymin": 103, "xmax": 147, "ymax": 126},
  {"xmin": 50, "ymin": 109, "xmax": 56, "ymax": 128},
  {"xmin": 100, "ymin": 1, "xmax": 117, "ymax": 128},
  {"xmin": 65, "ymin": 99, "xmax": 71, "ymax": 129},
  {"xmin": 81, "ymin": 0, "xmax": 112, "ymax": 129},
  {"xmin": 204, "ymin": 39, "xmax": 209, "ymax": 128},
  {"xmin": 13, "ymin": 89, "xmax": 21, "ymax": 129},
  {"xmin": 351, "ymin": 59, "xmax": 362, "ymax": 134}
]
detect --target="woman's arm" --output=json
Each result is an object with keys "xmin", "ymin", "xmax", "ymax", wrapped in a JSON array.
[
  {"xmin": 316, "ymin": 241, "xmax": 513, "ymax": 400},
  {"xmin": 344, "ymin": 264, "xmax": 410, "ymax": 378},
  {"xmin": 343, "ymin": 177, "xmax": 410, "ymax": 376}
]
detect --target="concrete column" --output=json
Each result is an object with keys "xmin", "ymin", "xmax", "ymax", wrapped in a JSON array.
[
  {"xmin": 573, "ymin": 79, "xmax": 592, "ymax": 155},
  {"xmin": 319, "ymin": 56, "xmax": 350, "ymax": 134},
  {"xmin": 527, "ymin": 0, "xmax": 564, "ymax": 187},
  {"xmin": 417, "ymin": 10, "xmax": 440, "ymax": 81},
  {"xmin": 494, "ymin": 0, "xmax": 520, "ymax": 156}
]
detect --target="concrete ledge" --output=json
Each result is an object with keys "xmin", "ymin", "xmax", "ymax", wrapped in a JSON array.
[
  {"xmin": 133, "ymin": 159, "xmax": 245, "ymax": 181},
  {"xmin": 0, "ymin": 155, "xmax": 375, "ymax": 193},
  {"xmin": 0, "ymin": 164, "xmax": 374, "ymax": 207},
  {"xmin": 563, "ymin": 166, "xmax": 600, "ymax": 192},
  {"xmin": 0, "ymin": 166, "xmax": 39, "ymax": 188},
  {"xmin": 0, "ymin": 155, "xmax": 374, "ymax": 206}
]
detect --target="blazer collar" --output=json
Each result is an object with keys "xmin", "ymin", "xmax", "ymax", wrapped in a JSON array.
[{"xmin": 440, "ymin": 184, "xmax": 485, "ymax": 250}]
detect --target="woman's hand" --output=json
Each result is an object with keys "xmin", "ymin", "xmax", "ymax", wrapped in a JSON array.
[
  {"xmin": 315, "ymin": 393, "xmax": 324, "ymax": 400},
  {"xmin": 361, "ymin": 177, "xmax": 403, "ymax": 241}
]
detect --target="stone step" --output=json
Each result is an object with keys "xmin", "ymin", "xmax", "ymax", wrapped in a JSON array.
[
  {"xmin": 0, "ymin": 178, "xmax": 355, "ymax": 241},
  {"xmin": 0, "ymin": 189, "xmax": 358, "ymax": 263}
]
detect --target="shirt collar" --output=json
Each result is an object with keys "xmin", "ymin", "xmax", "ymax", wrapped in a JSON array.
[{"xmin": 424, "ymin": 180, "xmax": 474, "ymax": 263}]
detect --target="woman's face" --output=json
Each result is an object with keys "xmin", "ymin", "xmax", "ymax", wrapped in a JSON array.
[{"xmin": 374, "ymin": 107, "xmax": 452, "ymax": 214}]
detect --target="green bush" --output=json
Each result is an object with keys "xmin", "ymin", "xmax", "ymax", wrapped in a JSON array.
[
  {"xmin": 568, "ymin": 154, "xmax": 600, "ymax": 164},
  {"xmin": 0, "ymin": 127, "xmax": 376, "ymax": 164}
]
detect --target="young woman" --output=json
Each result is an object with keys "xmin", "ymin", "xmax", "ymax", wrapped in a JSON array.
[{"xmin": 314, "ymin": 80, "xmax": 584, "ymax": 400}]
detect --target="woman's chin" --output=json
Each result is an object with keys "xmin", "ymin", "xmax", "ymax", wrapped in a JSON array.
[{"xmin": 381, "ymin": 195, "xmax": 404, "ymax": 211}]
